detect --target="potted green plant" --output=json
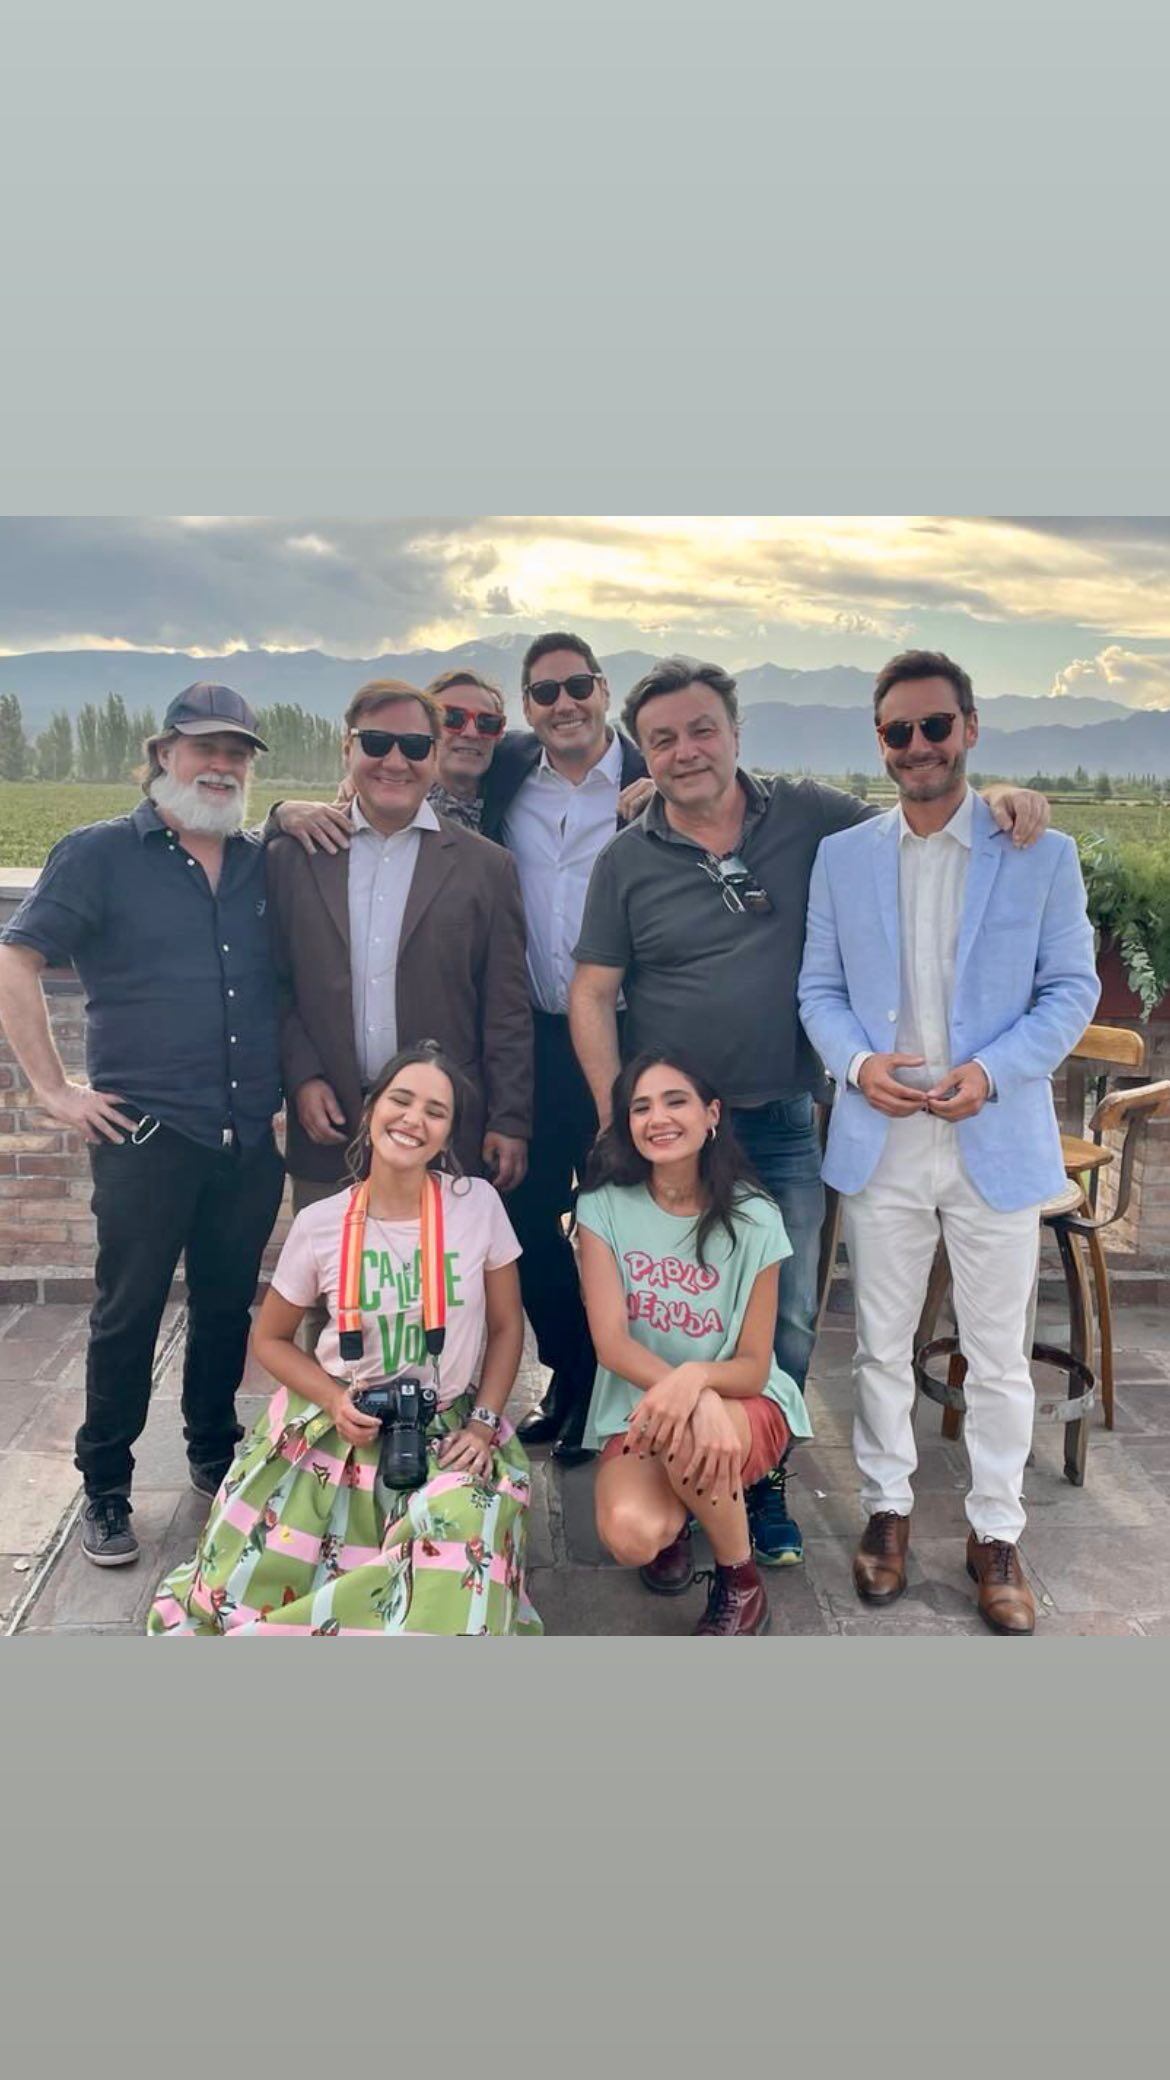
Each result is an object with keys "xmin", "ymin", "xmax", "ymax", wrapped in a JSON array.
[{"xmin": 1077, "ymin": 834, "xmax": 1170, "ymax": 1021}]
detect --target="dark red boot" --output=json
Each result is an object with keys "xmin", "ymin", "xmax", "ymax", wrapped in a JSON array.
[
  {"xmin": 692, "ymin": 1557, "xmax": 770, "ymax": 1636},
  {"xmin": 638, "ymin": 1525, "xmax": 695, "ymax": 1597}
]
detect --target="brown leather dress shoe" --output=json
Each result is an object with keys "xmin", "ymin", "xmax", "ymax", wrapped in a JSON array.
[
  {"xmin": 692, "ymin": 1558, "xmax": 770, "ymax": 1635},
  {"xmin": 966, "ymin": 1534, "xmax": 1036, "ymax": 1635},
  {"xmin": 853, "ymin": 1511, "xmax": 911, "ymax": 1604},
  {"xmin": 638, "ymin": 1525, "xmax": 695, "ymax": 1597}
]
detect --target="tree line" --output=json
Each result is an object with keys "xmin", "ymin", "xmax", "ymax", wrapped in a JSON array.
[
  {"xmin": 0, "ymin": 694, "xmax": 344, "ymax": 783},
  {"xmin": 3, "ymin": 690, "xmax": 1170, "ymax": 794},
  {"xmin": 837, "ymin": 766, "xmax": 1170, "ymax": 801}
]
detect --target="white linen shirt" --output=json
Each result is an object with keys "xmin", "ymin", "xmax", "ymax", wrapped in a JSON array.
[
  {"xmin": 501, "ymin": 731, "xmax": 624, "ymax": 1014},
  {"xmin": 848, "ymin": 788, "xmax": 993, "ymax": 1096},
  {"xmin": 348, "ymin": 794, "xmax": 441, "ymax": 1085}
]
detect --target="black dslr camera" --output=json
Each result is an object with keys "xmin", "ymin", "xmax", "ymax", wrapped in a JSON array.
[{"xmin": 351, "ymin": 1375, "xmax": 438, "ymax": 1489}]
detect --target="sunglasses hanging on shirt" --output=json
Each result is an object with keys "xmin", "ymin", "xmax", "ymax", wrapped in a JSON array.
[{"xmin": 696, "ymin": 852, "xmax": 775, "ymax": 917}]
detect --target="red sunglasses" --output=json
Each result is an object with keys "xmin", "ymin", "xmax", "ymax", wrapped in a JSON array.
[{"xmin": 441, "ymin": 706, "xmax": 505, "ymax": 737}]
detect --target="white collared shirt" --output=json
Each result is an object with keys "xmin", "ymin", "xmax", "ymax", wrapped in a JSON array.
[
  {"xmin": 848, "ymin": 788, "xmax": 992, "ymax": 1095},
  {"xmin": 501, "ymin": 731, "xmax": 624, "ymax": 1014},
  {"xmin": 348, "ymin": 794, "xmax": 441, "ymax": 1084},
  {"xmin": 892, "ymin": 787, "xmax": 974, "ymax": 1091}
]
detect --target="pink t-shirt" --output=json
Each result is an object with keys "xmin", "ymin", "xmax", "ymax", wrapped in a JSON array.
[{"xmin": 270, "ymin": 1174, "xmax": 522, "ymax": 1409}]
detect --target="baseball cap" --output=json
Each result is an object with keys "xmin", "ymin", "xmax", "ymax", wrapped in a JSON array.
[{"xmin": 162, "ymin": 682, "xmax": 269, "ymax": 752}]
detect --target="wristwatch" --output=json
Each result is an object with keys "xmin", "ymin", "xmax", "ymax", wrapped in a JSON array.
[{"xmin": 469, "ymin": 1405, "xmax": 501, "ymax": 1436}]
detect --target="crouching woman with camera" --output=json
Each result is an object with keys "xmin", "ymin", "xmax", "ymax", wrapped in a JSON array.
[{"xmin": 148, "ymin": 1043, "xmax": 541, "ymax": 1636}]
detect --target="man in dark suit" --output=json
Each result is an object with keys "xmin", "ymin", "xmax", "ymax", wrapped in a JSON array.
[
  {"xmin": 266, "ymin": 679, "xmax": 533, "ymax": 1216},
  {"xmin": 480, "ymin": 632, "xmax": 648, "ymax": 1465}
]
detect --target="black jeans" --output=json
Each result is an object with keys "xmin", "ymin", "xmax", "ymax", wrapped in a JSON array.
[
  {"xmin": 505, "ymin": 1011, "xmax": 599, "ymax": 1425},
  {"xmin": 76, "ymin": 1122, "xmax": 285, "ymax": 1498}
]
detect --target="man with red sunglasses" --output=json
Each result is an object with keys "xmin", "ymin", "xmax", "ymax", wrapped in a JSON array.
[
  {"xmin": 798, "ymin": 651, "xmax": 1099, "ymax": 1634},
  {"xmin": 425, "ymin": 667, "xmax": 508, "ymax": 831}
]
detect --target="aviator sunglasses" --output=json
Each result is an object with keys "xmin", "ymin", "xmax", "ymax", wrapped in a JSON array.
[
  {"xmin": 876, "ymin": 712, "xmax": 961, "ymax": 751},
  {"xmin": 441, "ymin": 705, "xmax": 505, "ymax": 737},
  {"xmin": 525, "ymin": 671, "xmax": 601, "ymax": 707},
  {"xmin": 354, "ymin": 728, "xmax": 434, "ymax": 762},
  {"xmin": 697, "ymin": 853, "xmax": 775, "ymax": 917}
]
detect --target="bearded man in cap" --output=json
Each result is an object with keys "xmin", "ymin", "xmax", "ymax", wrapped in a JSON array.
[{"xmin": 0, "ymin": 683, "xmax": 350, "ymax": 1567}]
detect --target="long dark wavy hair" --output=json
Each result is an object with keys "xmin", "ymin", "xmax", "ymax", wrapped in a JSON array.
[
  {"xmin": 583, "ymin": 1051, "xmax": 770, "ymax": 1267},
  {"xmin": 346, "ymin": 1039, "xmax": 473, "ymax": 1192}
]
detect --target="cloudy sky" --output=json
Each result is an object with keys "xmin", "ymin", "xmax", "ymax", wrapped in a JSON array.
[{"xmin": 1, "ymin": 516, "xmax": 1169, "ymax": 705}]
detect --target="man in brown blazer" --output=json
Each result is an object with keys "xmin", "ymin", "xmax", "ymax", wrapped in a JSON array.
[{"xmin": 266, "ymin": 679, "xmax": 533, "ymax": 1214}]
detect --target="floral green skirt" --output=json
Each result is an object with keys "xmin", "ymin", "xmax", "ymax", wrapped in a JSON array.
[{"xmin": 147, "ymin": 1384, "xmax": 543, "ymax": 1637}]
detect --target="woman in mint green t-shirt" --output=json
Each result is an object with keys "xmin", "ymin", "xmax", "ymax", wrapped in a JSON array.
[{"xmin": 577, "ymin": 1052, "xmax": 812, "ymax": 1638}]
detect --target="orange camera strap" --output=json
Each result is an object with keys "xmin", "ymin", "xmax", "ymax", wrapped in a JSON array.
[{"xmin": 337, "ymin": 1172, "xmax": 447, "ymax": 1363}]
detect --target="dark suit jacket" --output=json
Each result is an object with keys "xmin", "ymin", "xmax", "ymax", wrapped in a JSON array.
[
  {"xmin": 480, "ymin": 727, "xmax": 647, "ymax": 843},
  {"xmin": 266, "ymin": 818, "xmax": 533, "ymax": 1185}
]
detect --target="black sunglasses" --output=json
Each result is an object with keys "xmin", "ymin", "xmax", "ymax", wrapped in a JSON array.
[
  {"xmin": 876, "ymin": 712, "xmax": 960, "ymax": 750},
  {"xmin": 441, "ymin": 706, "xmax": 505, "ymax": 737},
  {"xmin": 525, "ymin": 672, "xmax": 600, "ymax": 707},
  {"xmin": 697, "ymin": 853, "xmax": 774, "ymax": 917},
  {"xmin": 354, "ymin": 728, "xmax": 434, "ymax": 762}
]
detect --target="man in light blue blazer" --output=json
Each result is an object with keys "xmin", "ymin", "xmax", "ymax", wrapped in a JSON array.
[{"xmin": 798, "ymin": 651, "xmax": 1099, "ymax": 1635}]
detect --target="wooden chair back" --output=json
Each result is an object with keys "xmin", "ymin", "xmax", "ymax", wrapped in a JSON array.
[
  {"xmin": 1070, "ymin": 1023, "xmax": 1147, "ymax": 1070},
  {"xmin": 1082, "ymin": 1080, "xmax": 1170, "ymax": 1229}
]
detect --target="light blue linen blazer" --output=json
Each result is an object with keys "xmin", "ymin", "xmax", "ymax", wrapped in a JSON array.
[{"xmin": 796, "ymin": 795, "xmax": 1101, "ymax": 1211}]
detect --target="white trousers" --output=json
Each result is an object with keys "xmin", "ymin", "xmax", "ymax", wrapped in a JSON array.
[{"xmin": 840, "ymin": 1110, "xmax": 1041, "ymax": 1544}]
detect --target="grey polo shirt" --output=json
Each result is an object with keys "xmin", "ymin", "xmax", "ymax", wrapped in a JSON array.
[{"xmin": 573, "ymin": 771, "xmax": 874, "ymax": 1109}]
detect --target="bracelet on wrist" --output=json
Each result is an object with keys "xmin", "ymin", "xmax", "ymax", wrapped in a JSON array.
[{"xmin": 469, "ymin": 1404, "xmax": 501, "ymax": 1436}]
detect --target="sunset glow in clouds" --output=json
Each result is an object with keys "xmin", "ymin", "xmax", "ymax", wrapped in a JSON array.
[{"xmin": 1, "ymin": 517, "xmax": 1168, "ymax": 705}]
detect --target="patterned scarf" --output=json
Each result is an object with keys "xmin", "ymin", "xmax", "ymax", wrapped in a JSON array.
[{"xmin": 427, "ymin": 783, "xmax": 484, "ymax": 832}]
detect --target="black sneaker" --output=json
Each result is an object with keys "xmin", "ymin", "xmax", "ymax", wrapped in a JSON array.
[
  {"xmin": 188, "ymin": 1460, "xmax": 230, "ymax": 1500},
  {"xmin": 80, "ymin": 1494, "xmax": 139, "ymax": 1568},
  {"xmin": 746, "ymin": 1460, "xmax": 804, "ymax": 1567}
]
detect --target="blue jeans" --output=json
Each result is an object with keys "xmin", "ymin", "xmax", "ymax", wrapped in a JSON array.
[{"xmin": 731, "ymin": 1095, "xmax": 825, "ymax": 1394}]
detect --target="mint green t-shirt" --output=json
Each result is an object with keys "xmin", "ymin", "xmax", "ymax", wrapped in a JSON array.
[{"xmin": 575, "ymin": 1182, "xmax": 813, "ymax": 1449}]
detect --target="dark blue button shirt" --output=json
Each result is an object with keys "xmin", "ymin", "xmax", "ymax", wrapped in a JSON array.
[{"xmin": 1, "ymin": 800, "xmax": 282, "ymax": 1149}]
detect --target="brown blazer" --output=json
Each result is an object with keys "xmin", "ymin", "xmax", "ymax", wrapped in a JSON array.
[{"xmin": 266, "ymin": 817, "xmax": 533, "ymax": 1185}]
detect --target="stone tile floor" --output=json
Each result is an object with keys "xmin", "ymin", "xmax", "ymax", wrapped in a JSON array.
[{"xmin": 3, "ymin": 1300, "xmax": 1169, "ymax": 1636}]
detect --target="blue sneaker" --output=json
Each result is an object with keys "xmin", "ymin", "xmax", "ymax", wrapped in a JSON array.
[{"xmin": 747, "ymin": 1461, "xmax": 803, "ymax": 1567}]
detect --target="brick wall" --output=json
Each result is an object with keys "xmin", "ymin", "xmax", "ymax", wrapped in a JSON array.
[{"xmin": 0, "ymin": 875, "xmax": 295, "ymax": 1301}]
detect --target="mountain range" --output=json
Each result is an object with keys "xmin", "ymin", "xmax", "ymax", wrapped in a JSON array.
[
  {"xmin": 1, "ymin": 641, "xmax": 1167, "ymax": 777},
  {"xmin": 738, "ymin": 702, "xmax": 1170, "ymax": 781}
]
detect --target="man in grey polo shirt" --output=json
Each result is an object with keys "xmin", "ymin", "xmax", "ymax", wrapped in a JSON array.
[{"xmin": 569, "ymin": 655, "xmax": 1048, "ymax": 1569}]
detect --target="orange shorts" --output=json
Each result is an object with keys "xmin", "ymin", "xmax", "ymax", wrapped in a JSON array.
[{"xmin": 598, "ymin": 1397, "xmax": 790, "ymax": 1488}]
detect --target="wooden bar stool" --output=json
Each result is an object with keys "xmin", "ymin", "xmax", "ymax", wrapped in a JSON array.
[
  {"xmin": 915, "ymin": 1019, "xmax": 1148, "ymax": 1442},
  {"xmin": 1056, "ymin": 1079, "xmax": 1170, "ymax": 1449},
  {"xmin": 1058, "ymin": 1022, "xmax": 1147, "ymax": 1429},
  {"xmin": 913, "ymin": 1081, "xmax": 1170, "ymax": 1486}
]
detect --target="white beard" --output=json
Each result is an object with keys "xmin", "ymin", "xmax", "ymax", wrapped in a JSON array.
[{"xmin": 150, "ymin": 768, "xmax": 249, "ymax": 836}]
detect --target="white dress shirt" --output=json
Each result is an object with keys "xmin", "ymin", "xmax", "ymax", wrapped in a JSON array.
[
  {"xmin": 348, "ymin": 794, "xmax": 440, "ymax": 1084},
  {"xmin": 848, "ymin": 788, "xmax": 992, "ymax": 1095},
  {"xmin": 501, "ymin": 731, "xmax": 624, "ymax": 1014}
]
